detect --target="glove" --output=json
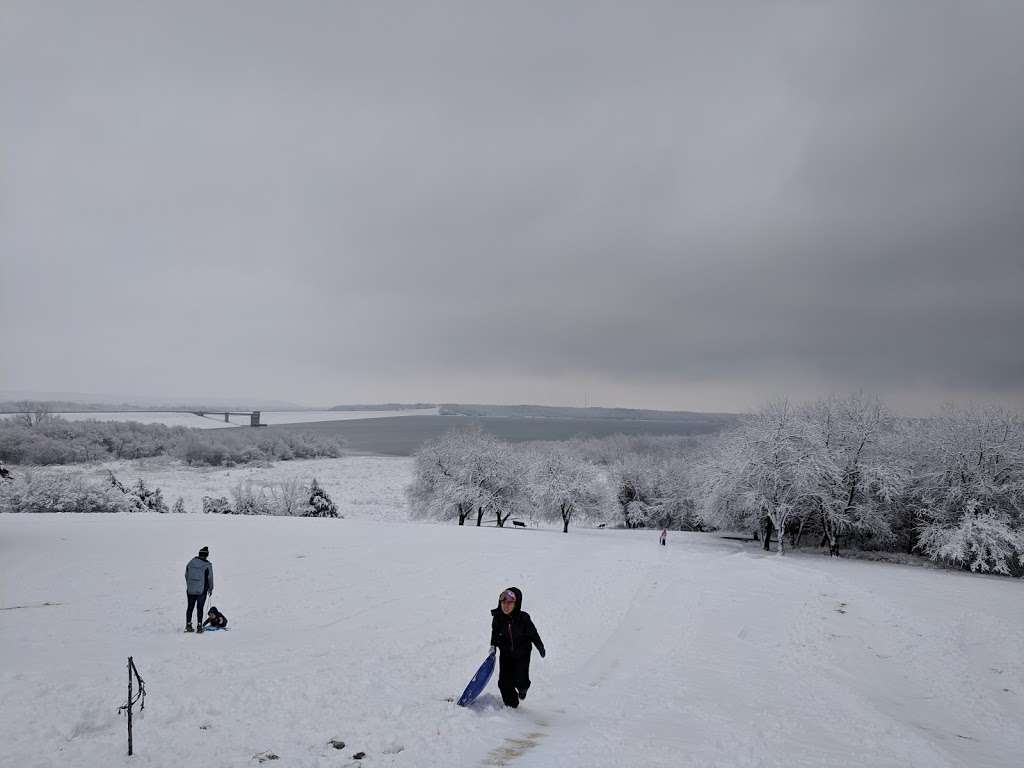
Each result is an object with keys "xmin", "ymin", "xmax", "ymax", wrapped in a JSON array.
[
  {"xmin": 539, "ymin": 647, "xmax": 546, "ymax": 658},
  {"xmin": 488, "ymin": 646, "xmax": 496, "ymax": 656}
]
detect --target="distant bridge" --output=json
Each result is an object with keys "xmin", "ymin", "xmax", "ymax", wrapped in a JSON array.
[
  {"xmin": 11, "ymin": 409, "xmax": 266, "ymax": 427},
  {"xmin": 192, "ymin": 410, "xmax": 264, "ymax": 426}
]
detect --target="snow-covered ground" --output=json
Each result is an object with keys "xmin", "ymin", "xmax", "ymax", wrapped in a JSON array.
[
  {"xmin": 1, "ymin": 408, "xmax": 440, "ymax": 429},
  {"xmin": 2, "ymin": 513, "xmax": 1021, "ymax": 768},
  {"xmin": 51, "ymin": 456, "xmax": 414, "ymax": 521}
]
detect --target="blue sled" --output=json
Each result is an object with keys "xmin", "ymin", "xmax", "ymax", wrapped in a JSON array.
[
  {"xmin": 457, "ymin": 652, "xmax": 495, "ymax": 706},
  {"xmin": 201, "ymin": 625, "xmax": 228, "ymax": 632}
]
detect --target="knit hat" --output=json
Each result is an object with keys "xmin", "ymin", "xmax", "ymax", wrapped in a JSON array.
[{"xmin": 198, "ymin": 546, "xmax": 209, "ymax": 557}]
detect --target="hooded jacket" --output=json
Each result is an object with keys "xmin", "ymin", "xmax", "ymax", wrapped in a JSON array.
[
  {"xmin": 185, "ymin": 555, "xmax": 213, "ymax": 596},
  {"xmin": 490, "ymin": 586, "xmax": 545, "ymax": 658}
]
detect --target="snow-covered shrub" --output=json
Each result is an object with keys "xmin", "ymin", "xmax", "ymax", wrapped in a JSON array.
[
  {"xmin": 202, "ymin": 496, "xmax": 232, "ymax": 514},
  {"xmin": 905, "ymin": 404, "xmax": 1024, "ymax": 572},
  {"xmin": 269, "ymin": 477, "xmax": 306, "ymax": 516},
  {"xmin": 304, "ymin": 478, "xmax": 339, "ymax": 517},
  {"xmin": 131, "ymin": 479, "xmax": 169, "ymax": 513},
  {"xmin": 0, "ymin": 470, "xmax": 129, "ymax": 513},
  {"xmin": 918, "ymin": 507, "xmax": 1024, "ymax": 574},
  {"xmin": 231, "ymin": 481, "xmax": 274, "ymax": 515},
  {"xmin": 172, "ymin": 496, "xmax": 187, "ymax": 514},
  {"xmin": 103, "ymin": 471, "xmax": 169, "ymax": 513}
]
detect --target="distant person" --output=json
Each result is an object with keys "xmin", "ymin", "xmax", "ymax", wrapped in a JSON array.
[
  {"xmin": 659, "ymin": 528, "xmax": 667, "ymax": 546},
  {"xmin": 489, "ymin": 587, "xmax": 545, "ymax": 707},
  {"xmin": 185, "ymin": 546, "xmax": 214, "ymax": 633},
  {"xmin": 202, "ymin": 606, "xmax": 228, "ymax": 630}
]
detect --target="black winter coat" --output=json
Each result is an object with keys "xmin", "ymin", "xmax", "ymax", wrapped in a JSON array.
[{"xmin": 490, "ymin": 586, "xmax": 545, "ymax": 659}]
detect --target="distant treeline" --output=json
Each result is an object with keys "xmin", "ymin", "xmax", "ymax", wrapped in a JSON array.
[
  {"xmin": 329, "ymin": 403, "xmax": 436, "ymax": 411},
  {"xmin": 0, "ymin": 416, "xmax": 345, "ymax": 466},
  {"xmin": 438, "ymin": 403, "xmax": 737, "ymax": 424},
  {"xmin": 0, "ymin": 399, "xmax": 297, "ymax": 414}
]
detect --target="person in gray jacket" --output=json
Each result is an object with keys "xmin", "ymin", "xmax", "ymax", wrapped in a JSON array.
[{"xmin": 185, "ymin": 546, "xmax": 214, "ymax": 633}]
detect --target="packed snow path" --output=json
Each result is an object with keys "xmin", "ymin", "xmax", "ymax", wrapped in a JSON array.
[{"xmin": 2, "ymin": 515, "xmax": 1021, "ymax": 767}]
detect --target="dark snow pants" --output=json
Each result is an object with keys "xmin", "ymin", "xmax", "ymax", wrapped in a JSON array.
[
  {"xmin": 497, "ymin": 652, "xmax": 531, "ymax": 708},
  {"xmin": 186, "ymin": 592, "xmax": 207, "ymax": 626}
]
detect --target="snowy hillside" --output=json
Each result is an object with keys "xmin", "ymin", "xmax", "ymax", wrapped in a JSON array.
[
  {"xmin": 2, "ymin": 515, "xmax": 1021, "ymax": 768},
  {"xmin": 51, "ymin": 455, "xmax": 414, "ymax": 521}
]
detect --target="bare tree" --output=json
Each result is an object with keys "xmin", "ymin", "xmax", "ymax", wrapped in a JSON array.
[{"xmin": 15, "ymin": 401, "xmax": 52, "ymax": 427}]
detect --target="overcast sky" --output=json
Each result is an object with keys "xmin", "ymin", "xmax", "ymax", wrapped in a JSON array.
[{"xmin": 2, "ymin": 2, "xmax": 1022, "ymax": 414}]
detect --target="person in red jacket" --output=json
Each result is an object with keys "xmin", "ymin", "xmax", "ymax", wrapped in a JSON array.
[{"xmin": 489, "ymin": 587, "xmax": 545, "ymax": 707}]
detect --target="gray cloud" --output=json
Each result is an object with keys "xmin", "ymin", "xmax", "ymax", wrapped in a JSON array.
[{"xmin": 2, "ymin": 2, "xmax": 1022, "ymax": 414}]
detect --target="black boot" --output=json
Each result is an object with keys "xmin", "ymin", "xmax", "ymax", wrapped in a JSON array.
[{"xmin": 185, "ymin": 623, "xmax": 194, "ymax": 633}]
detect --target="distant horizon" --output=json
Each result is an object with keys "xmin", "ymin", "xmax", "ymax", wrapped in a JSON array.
[{"xmin": 2, "ymin": 387, "xmax": 1021, "ymax": 420}]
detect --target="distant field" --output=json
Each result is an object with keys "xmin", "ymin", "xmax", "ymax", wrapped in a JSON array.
[{"xmin": 269, "ymin": 414, "xmax": 736, "ymax": 455}]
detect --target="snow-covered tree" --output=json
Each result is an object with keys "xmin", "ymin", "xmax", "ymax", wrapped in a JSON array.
[
  {"xmin": 407, "ymin": 427, "xmax": 502, "ymax": 526},
  {"xmin": 653, "ymin": 458, "xmax": 703, "ymax": 530},
  {"xmin": 611, "ymin": 455, "xmax": 661, "ymax": 528},
  {"xmin": 171, "ymin": 496, "xmax": 187, "ymax": 514},
  {"xmin": 530, "ymin": 449, "xmax": 603, "ymax": 532},
  {"xmin": 304, "ymin": 478, "xmax": 339, "ymax": 517},
  {"xmin": 479, "ymin": 442, "xmax": 530, "ymax": 527},
  {"xmin": 799, "ymin": 394, "xmax": 903, "ymax": 555},
  {"xmin": 906, "ymin": 404, "xmax": 1024, "ymax": 573},
  {"xmin": 701, "ymin": 400, "xmax": 829, "ymax": 555}
]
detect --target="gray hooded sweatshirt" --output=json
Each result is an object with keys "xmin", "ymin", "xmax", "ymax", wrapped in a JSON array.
[{"xmin": 185, "ymin": 556, "xmax": 213, "ymax": 596}]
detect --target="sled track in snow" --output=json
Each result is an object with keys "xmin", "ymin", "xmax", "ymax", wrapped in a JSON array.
[{"xmin": 473, "ymin": 557, "xmax": 673, "ymax": 767}]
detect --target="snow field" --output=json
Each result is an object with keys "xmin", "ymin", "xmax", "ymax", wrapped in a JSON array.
[
  {"xmin": 1, "ymin": 516, "xmax": 1022, "ymax": 768},
  {"xmin": 51, "ymin": 455, "xmax": 414, "ymax": 522}
]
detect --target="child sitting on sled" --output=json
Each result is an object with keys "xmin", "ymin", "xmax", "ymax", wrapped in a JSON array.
[{"xmin": 202, "ymin": 606, "xmax": 228, "ymax": 630}]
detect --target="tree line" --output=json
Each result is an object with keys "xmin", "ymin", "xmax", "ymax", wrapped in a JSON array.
[
  {"xmin": 0, "ymin": 414, "xmax": 345, "ymax": 466},
  {"xmin": 407, "ymin": 395, "xmax": 1024, "ymax": 575}
]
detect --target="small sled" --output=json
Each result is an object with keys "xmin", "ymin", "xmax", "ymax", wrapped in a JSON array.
[
  {"xmin": 456, "ymin": 652, "xmax": 495, "ymax": 706},
  {"xmin": 200, "ymin": 625, "xmax": 229, "ymax": 632}
]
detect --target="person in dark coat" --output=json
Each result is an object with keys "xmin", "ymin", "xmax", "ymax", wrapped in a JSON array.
[
  {"xmin": 185, "ymin": 546, "xmax": 214, "ymax": 633},
  {"xmin": 489, "ymin": 586, "xmax": 545, "ymax": 707},
  {"xmin": 202, "ymin": 606, "xmax": 228, "ymax": 629}
]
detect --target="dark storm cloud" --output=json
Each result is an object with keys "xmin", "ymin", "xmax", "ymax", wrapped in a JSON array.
[{"xmin": 1, "ymin": 2, "xmax": 1022, "ymax": 413}]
